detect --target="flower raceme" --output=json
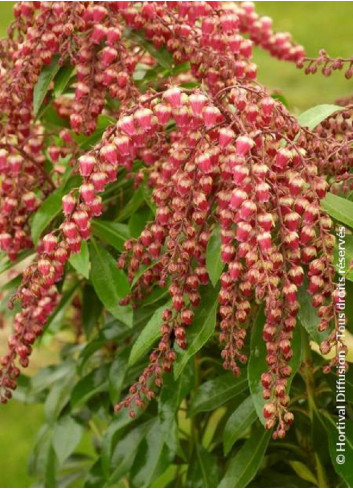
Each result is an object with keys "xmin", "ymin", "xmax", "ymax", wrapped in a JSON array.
[{"xmin": 0, "ymin": 1, "xmax": 348, "ymax": 440}]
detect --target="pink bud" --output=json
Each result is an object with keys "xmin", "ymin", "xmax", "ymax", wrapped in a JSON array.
[
  {"xmin": 236, "ymin": 135, "xmax": 254, "ymax": 156},
  {"xmin": 284, "ymin": 212, "xmax": 301, "ymax": 231},
  {"xmin": 236, "ymin": 222, "xmax": 252, "ymax": 242},
  {"xmin": 80, "ymin": 183, "xmax": 96, "ymax": 204},
  {"xmin": 78, "ymin": 155, "xmax": 96, "ymax": 177},
  {"xmin": 89, "ymin": 196, "xmax": 103, "ymax": 216},
  {"xmin": 62, "ymin": 221, "xmax": 79, "ymax": 240},
  {"xmin": 91, "ymin": 171, "xmax": 108, "ymax": 192},
  {"xmin": 203, "ymin": 106, "xmax": 221, "ymax": 127},
  {"xmin": 134, "ymin": 108, "xmax": 153, "ymax": 130},
  {"xmin": 38, "ymin": 259, "xmax": 51, "ymax": 276},
  {"xmin": 0, "ymin": 232, "xmax": 12, "ymax": 251},
  {"xmin": 100, "ymin": 144, "xmax": 118, "ymax": 164},
  {"xmin": 154, "ymin": 103, "xmax": 172, "ymax": 125},
  {"xmin": 256, "ymin": 182, "xmax": 270, "ymax": 202},
  {"xmin": 92, "ymin": 5, "xmax": 107, "ymax": 21},
  {"xmin": 103, "ymin": 68, "xmax": 117, "ymax": 86},
  {"xmin": 91, "ymin": 24, "xmax": 107, "ymax": 44},
  {"xmin": 239, "ymin": 200, "xmax": 256, "ymax": 220},
  {"xmin": 196, "ymin": 152, "xmax": 212, "ymax": 173},
  {"xmin": 101, "ymin": 47, "xmax": 118, "ymax": 67},
  {"xmin": 43, "ymin": 234, "xmax": 58, "ymax": 254},
  {"xmin": 289, "ymin": 175, "xmax": 305, "ymax": 196},
  {"xmin": 118, "ymin": 115, "xmax": 136, "ymax": 137},
  {"xmin": 164, "ymin": 87, "xmax": 182, "ymax": 108},
  {"xmin": 219, "ymin": 127, "xmax": 234, "ymax": 148},
  {"xmin": 233, "ymin": 165, "xmax": 249, "ymax": 185},
  {"xmin": 8, "ymin": 155, "xmax": 23, "ymax": 174},
  {"xmin": 75, "ymin": 82, "xmax": 90, "ymax": 100},
  {"xmin": 22, "ymin": 192, "xmax": 38, "ymax": 211},
  {"xmin": 275, "ymin": 148, "xmax": 292, "ymax": 170},
  {"xmin": 260, "ymin": 97, "xmax": 275, "ymax": 116},
  {"xmin": 229, "ymin": 189, "xmax": 247, "ymax": 210},
  {"xmin": 257, "ymin": 232, "xmax": 272, "ymax": 253},
  {"xmin": 114, "ymin": 135, "xmax": 130, "ymax": 156},
  {"xmin": 107, "ymin": 27, "xmax": 121, "ymax": 46},
  {"xmin": 257, "ymin": 213, "xmax": 274, "ymax": 231},
  {"xmin": 62, "ymin": 193, "xmax": 76, "ymax": 216},
  {"xmin": 189, "ymin": 93, "xmax": 208, "ymax": 116},
  {"xmin": 0, "ymin": 149, "xmax": 7, "ymax": 171}
]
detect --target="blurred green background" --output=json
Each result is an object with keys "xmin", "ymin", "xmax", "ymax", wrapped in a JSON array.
[{"xmin": 0, "ymin": 2, "xmax": 352, "ymax": 487}]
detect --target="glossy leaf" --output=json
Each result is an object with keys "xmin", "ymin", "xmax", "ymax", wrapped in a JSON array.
[
  {"xmin": 218, "ymin": 424, "xmax": 271, "ymax": 488},
  {"xmin": 89, "ymin": 240, "xmax": 132, "ymax": 327},
  {"xmin": 33, "ymin": 55, "xmax": 60, "ymax": 116},
  {"xmin": 129, "ymin": 302, "xmax": 170, "ymax": 365},
  {"xmin": 91, "ymin": 220, "xmax": 130, "ymax": 252},
  {"xmin": 68, "ymin": 241, "xmax": 90, "ymax": 279},
  {"xmin": 298, "ymin": 104, "xmax": 343, "ymax": 130},
  {"xmin": 53, "ymin": 64, "xmax": 74, "ymax": 97},
  {"xmin": 288, "ymin": 461, "xmax": 317, "ymax": 485},
  {"xmin": 189, "ymin": 373, "xmax": 248, "ymax": 416},
  {"xmin": 82, "ymin": 284, "xmax": 103, "ymax": 339},
  {"xmin": 131, "ymin": 419, "xmax": 172, "ymax": 488},
  {"xmin": 248, "ymin": 307, "xmax": 302, "ymax": 425},
  {"xmin": 187, "ymin": 444, "xmax": 220, "ymax": 488},
  {"xmin": 206, "ymin": 225, "xmax": 224, "ymax": 287},
  {"xmin": 174, "ymin": 285, "xmax": 218, "ymax": 379},
  {"xmin": 52, "ymin": 416, "xmax": 83, "ymax": 465},
  {"xmin": 321, "ymin": 193, "xmax": 353, "ymax": 230},
  {"xmin": 71, "ymin": 364, "xmax": 109, "ymax": 408},
  {"xmin": 223, "ymin": 395, "xmax": 257, "ymax": 455},
  {"xmin": 107, "ymin": 421, "xmax": 151, "ymax": 485},
  {"xmin": 108, "ymin": 349, "xmax": 129, "ymax": 404}
]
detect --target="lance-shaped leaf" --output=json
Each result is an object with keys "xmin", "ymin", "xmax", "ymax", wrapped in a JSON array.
[
  {"xmin": 91, "ymin": 220, "xmax": 130, "ymax": 252},
  {"xmin": 33, "ymin": 55, "xmax": 60, "ymax": 116},
  {"xmin": 206, "ymin": 225, "xmax": 224, "ymax": 287},
  {"xmin": 189, "ymin": 373, "xmax": 248, "ymax": 416},
  {"xmin": 321, "ymin": 193, "xmax": 353, "ymax": 230},
  {"xmin": 129, "ymin": 302, "xmax": 171, "ymax": 365},
  {"xmin": 298, "ymin": 104, "xmax": 343, "ymax": 130},
  {"xmin": 218, "ymin": 423, "xmax": 271, "ymax": 488},
  {"xmin": 68, "ymin": 241, "xmax": 90, "ymax": 279},
  {"xmin": 223, "ymin": 395, "xmax": 258, "ymax": 455},
  {"xmin": 89, "ymin": 240, "xmax": 132, "ymax": 327}
]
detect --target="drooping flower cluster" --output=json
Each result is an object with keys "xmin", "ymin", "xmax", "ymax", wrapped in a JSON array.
[{"xmin": 0, "ymin": 1, "xmax": 349, "ymax": 439}]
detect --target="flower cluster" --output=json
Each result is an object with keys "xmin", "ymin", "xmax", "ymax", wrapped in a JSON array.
[{"xmin": 0, "ymin": 2, "xmax": 349, "ymax": 439}]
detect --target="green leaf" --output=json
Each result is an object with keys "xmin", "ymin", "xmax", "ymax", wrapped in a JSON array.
[
  {"xmin": 298, "ymin": 104, "xmax": 343, "ymax": 130},
  {"xmin": 33, "ymin": 55, "xmax": 60, "ymax": 116},
  {"xmin": 107, "ymin": 420, "xmax": 151, "ymax": 485},
  {"xmin": 189, "ymin": 373, "xmax": 248, "ymax": 416},
  {"xmin": 89, "ymin": 240, "xmax": 132, "ymax": 327},
  {"xmin": 187, "ymin": 444, "xmax": 220, "ymax": 488},
  {"xmin": 82, "ymin": 284, "xmax": 103, "ymax": 338},
  {"xmin": 248, "ymin": 307, "xmax": 302, "ymax": 425},
  {"xmin": 44, "ymin": 370, "xmax": 76, "ymax": 422},
  {"xmin": 108, "ymin": 349, "xmax": 129, "ymax": 404},
  {"xmin": 321, "ymin": 193, "xmax": 353, "ymax": 230},
  {"xmin": 218, "ymin": 424, "xmax": 271, "ymax": 488},
  {"xmin": 206, "ymin": 225, "xmax": 224, "ymax": 287},
  {"xmin": 288, "ymin": 461, "xmax": 318, "ymax": 485},
  {"xmin": 91, "ymin": 220, "xmax": 130, "ymax": 252},
  {"xmin": 223, "ymin": 396, "xmax": 257, "ymax": 455},
  {"xmin": 129, "ymin": 302, "xmax": 170, "ymax": 365},
  {"xmin": 68, "ymin": 241, "xmax": 90, "ymax": 279},
  {"xmin": 159, "ymin": 364, "xmax": 195, "ymax": 452},
  {"xmin": 298, "ymin": 284, "xmax": 329, "ymax": 344},
  {"xmin": 52, "ymin": 416, "xmax": 83, "ymax": 465},
  {"xmin": 116, "ymin": 185, "xmax": 145, "ymax": 222},
  {"xmin": 174, "ymin": 285, "xmax": 218, "ymax": 379},
  {"xmin": 53, "ymin": 64, "xmax": 74, "ymax": 98},
  {"xmin": 71, "ymin": 364, "xmax": 109, "ymax": 408},
  {"xmin": 31, "ymin": 174, "xmax": 81, "ymax": 244},
  {"xmin": 131, "ymin": 419, "xmax": 172, "ymax": 488}
]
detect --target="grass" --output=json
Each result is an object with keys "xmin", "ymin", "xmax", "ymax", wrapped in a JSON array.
[{"xmin": 0, "ymin": 2, "xmax": 351, "ymax": 487}]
